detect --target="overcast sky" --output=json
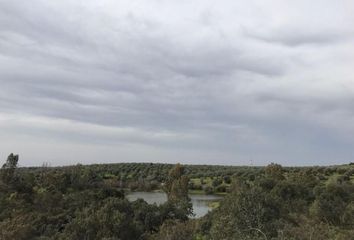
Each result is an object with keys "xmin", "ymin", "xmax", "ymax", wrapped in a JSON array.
[{"xmin": 1, "ymin": 0, "xmax": 354, "ymax": 166}]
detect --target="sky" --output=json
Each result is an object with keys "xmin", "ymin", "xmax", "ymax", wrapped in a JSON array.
[{"xmin": 1, "ymin": 0, "xmax": 354, "ymax": 166}]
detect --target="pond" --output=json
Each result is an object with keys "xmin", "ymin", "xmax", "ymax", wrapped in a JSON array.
[{"xmin": 126, "ymin": 191, "xmax": 223, "ymax": 218}]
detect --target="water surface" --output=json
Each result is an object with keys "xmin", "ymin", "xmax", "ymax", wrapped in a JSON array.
[{"xmin": 126, "ymin": 191, "xmax": 222, "ymax": 218}]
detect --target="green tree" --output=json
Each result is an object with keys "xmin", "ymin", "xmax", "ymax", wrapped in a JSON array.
[
  {"xmin": 163, "ymin": 164, "xmax": 193, "ymax": 220},
  {"xmin": 164, "ymin": 164, "xmax": 189, "ymax": 202},
  {"xmin": 0, "ymin": 153, "xmax": 19, "ymax": 185},
  {"xmin": 310, "ymin": 181, "xmax": 354, "ymax": 226},
  {"xmin": 265, "ymin": 163, "xmax": 284, "ymax": 181},
  {"xmin": 150, "ymin": 220, "xmax": 196, "ymax": 240},
  {"xmin": 59, "ymin": 198, "xmax": 141, "ymax": 240},
  {"xmin": 209, "ymin": 185, "xmax": 281, "ymax": 240}
]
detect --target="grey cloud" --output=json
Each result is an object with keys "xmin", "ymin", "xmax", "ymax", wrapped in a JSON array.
[
  {"xmin": 246, "ymin": 29, "xmax": 351, "ymax": 47},
  {"xmin": 1, "ymin": 0, "xmax": 354, "ymax": 166}
]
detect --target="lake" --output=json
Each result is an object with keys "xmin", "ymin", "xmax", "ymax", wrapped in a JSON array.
[{"xmin": 126, "ymin": 191, "xmax": 223, "ymax": 218}]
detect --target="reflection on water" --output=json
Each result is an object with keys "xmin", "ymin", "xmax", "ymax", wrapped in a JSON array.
[{"xmin": 126, "ymin": 191, "xmax": 223, "ymax": 218}]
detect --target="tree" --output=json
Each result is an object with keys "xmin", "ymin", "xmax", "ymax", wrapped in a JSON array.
[
  {"xmin": 58, "ymin": 198, "xmax": 141, "ymax": 240},
  {"xmin": 209, "ymin": 185, "xmax": 281, "ymax": 240},
  {"xmin": 310, "ymin": 181, "xmax": 354, "ymax": 226},
  {"xmin": 150, "ymin": 220, "xmax": 196, "ymax": 240},
  {"xmin": 1, "ymin": 153, "xmax": 19, "ymax": 185},
  {"xmin": 212, "ymin": 178, "xmax": 222, "ymax": 188},
  {"xmin": 164, "ymin": 164, "xmax": 189, "ymax": 202},
  {"xmin": 265, "ymin": 163, "xmax": 284, "ymax": 181},
  {"xmin": 163, "ymin": 164, "xmax": 193, "ymax": 220}
]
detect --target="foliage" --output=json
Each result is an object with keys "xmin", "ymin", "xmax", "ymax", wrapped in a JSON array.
[
  {"xmin": 1, "ymin": 153, "xmax": 354, "ymax": 240},
  {"xmin": 202, "ymin": 163, "xmax": 354, "ymax": 240},
  {"xmin": 0, "ymin": 153, "xmax": 19, "ymax": 185},
  {"xmin": 149, "ymin": 220, "xmax": 197, "ymax": 240},
  {"xmin": 163, "ymin": 163, "xmax": 193, "ymax": 220}
]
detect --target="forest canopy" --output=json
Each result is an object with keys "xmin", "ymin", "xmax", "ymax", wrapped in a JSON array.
[{"xmin": 0, "ymin": 153, "xmax": 353, "ymax": 240}]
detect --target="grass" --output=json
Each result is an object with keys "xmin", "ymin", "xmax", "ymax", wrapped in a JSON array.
[
  {"xmin": 188, "ymin": 189, "xmax": 205, "ymax": 195},
  {"xmin": 190, "ymin": 177, "xmax": 213, "ymax": 187},
  {"xmin": 208, "ymin": 201, "xmax": 220, "ymax": 209}
]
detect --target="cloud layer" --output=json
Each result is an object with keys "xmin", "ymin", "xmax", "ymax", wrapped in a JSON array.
[{"xmin": 1, "ymin": 0, "xmax": 354, "ymax": 166}]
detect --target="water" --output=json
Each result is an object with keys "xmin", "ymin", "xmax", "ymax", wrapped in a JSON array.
[{"xmin": 126, "ymin": 191, "xmax": 223, "ymax": 218}]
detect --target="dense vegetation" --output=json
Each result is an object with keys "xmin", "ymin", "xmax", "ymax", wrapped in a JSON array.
[
  {"xmin": 1, "ymin": 153, "xmax": 354, "ymax": 239},
  {"xmin": 23, "ymin": 162, "xmax": 260, "ymax": 195}
]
